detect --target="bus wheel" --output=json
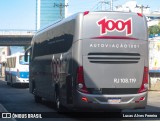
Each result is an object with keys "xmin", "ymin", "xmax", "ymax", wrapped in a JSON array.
[
  {"xmin": 11, "ymin": 81, "xmax": 14, "ymax": 87},
  {"xmin": 34, "ymin": 95, "xmax": 42, "ymax": 103},
  {"xmin": 10, "ymin": 77, "xmax": 14, "ymax": 87},
  {"xmin": 11, "ymin": 82, "xmax": 15, "ymax": 87},
  {"xmin": 7, "ymin": 82, "xmax": 9, "ymax": 85},
  {"xmin": 5, "ymin": 76, "xmax": 7, "ymax": 81}
]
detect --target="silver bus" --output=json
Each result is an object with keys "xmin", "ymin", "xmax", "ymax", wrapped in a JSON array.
[{"xmin": 25, "ymin": 11, "xmax": 148, "ymax": 112}]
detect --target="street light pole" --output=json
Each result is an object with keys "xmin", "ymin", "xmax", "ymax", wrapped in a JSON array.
[
  {"xmin": 111, "ymin": 0, "xmax": 113, "ymax": 11},
  {"xmin": 54, "ymin": 3, "xmax": 69, "ymax": 19}
]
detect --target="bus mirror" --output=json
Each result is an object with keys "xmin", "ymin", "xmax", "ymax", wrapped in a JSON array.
[
  {"xmin": 24, "ymin": 53, "xmax": 28, "ymax": 62},
  {"xmin": 25, "ymin": 46, "xmax": 31, "ymax": 62}
]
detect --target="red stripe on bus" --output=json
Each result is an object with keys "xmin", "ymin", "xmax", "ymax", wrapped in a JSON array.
[{"xmin": 91, "ymin": 36, "xmax": 139, "ymax": 40}]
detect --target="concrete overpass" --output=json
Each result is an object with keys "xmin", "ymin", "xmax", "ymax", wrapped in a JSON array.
[{"xmin": 0, "ymin": 30, "xmax": 35, "ymax": 46}]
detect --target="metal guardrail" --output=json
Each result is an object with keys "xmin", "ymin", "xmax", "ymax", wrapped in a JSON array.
[
  {"xmin": 0, "ymin": 30, "xmax": 35, "ymax": 46},
  {"xmin": 0, "ymin": 30, "xmax": 36, "ymax": 36}
]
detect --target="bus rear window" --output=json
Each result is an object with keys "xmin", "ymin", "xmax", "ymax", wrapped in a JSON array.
[{"xmin": 19, "ymin": 55, "xmax": 29, "ymax": 65}]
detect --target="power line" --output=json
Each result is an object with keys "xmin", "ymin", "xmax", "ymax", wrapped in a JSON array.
[
  {"xmin": 91, "ymin": 0, "xmax": 118, "ymax": 11},
  {"xmin": 135, "ymin": 4, "xmax": 150, "ymax": 14}
]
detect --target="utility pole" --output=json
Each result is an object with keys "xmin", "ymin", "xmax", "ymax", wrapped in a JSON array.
[
  {"xmin": 54, "ymin": 2, "xmax": 69, "ymax": 19},
  {"xmin": 110, "ymin": 0, "xmax": 113, "ymax": 11},
  {"xmin": 98, "ymin": 0, "xmax": 110, "ymax": 11},
  {"xmin": 135, "ymin": 4, "xmax": 149, "ymax": 14}
]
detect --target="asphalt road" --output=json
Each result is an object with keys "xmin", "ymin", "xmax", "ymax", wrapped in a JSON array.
[{"xmin": 0, "ymin": 77, "xmax": 160, "ymax": 121}]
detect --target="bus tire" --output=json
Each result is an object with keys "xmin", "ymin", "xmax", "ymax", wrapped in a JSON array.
[
  {"xmin": 5, "ymin": 76, "xmax": 7, "ymax": 81},
  {"xmin": 11, "ymin": 80, "xmax": 13, "ymax": 87},
  {"xmin": 34, "ymin": 95, "xmax": 42, "ymax": 103},
  {"xmin": 7, "ymin": 82, "xmax": 9, "ymax": 85},
  {"xmin": 10, "ymin": 76, "xmax": 14, "ymax": 87},
  {"xmin": 11, "ymin": 81, "xmax": 15, "ymax": 87}
]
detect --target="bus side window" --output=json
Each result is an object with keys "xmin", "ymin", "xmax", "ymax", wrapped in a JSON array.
[
  {"xmin": 30, "ymin": 47, "xmax": 32, "ymax": 62},
  {"xmin": 25, "ymin": 46, "xmax": 31, "ymax": 62}
]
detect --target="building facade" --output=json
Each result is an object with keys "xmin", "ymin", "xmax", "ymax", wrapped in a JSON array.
[
  {"xmin": 36, "ymin": 0, "xmax": 68, "ymax": 30},
  {"xmin": 0, "ymin": 47, "xmax": 10, "ymax": 77},
  {"xmin": 115, "ymin": 0, "xmax": 150, "ymax": 14},
  {"xmin": 0, "ymin": 46, "xmax": 25, "ymax": 77}
]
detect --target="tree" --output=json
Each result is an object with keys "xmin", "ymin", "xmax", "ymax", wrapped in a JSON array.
[
  {"xmin": 148, "ymin": 25, "xmax": 160, "ymax": 35},
  {"xmin": 158, "ymin": 20, "xmax": 160, "ymax": 27}
]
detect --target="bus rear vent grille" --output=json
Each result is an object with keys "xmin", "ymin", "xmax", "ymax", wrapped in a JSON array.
[{"xmin": 88, "ymin": 53, "xmax": 140, "ymax": 64}]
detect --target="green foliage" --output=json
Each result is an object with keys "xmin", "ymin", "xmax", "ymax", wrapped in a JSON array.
[{"xmin": 148, "ymin": 25, "xmax": 160, "ymax": 35}]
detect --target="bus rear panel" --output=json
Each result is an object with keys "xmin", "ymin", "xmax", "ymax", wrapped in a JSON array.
[{"xmin": 74, "ymin": 12, "xmax": 148, "ymax": 110}]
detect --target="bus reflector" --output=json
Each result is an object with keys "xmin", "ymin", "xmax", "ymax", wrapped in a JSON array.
[
  {"xmin": 138, "ymin": 67, "xmax": 148, "ymax": 93},
  {"xmin": 77, "ymin": 66, "xmax": 89, "ymax": 94}
]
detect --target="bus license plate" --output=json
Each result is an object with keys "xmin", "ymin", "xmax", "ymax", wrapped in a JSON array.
[{"xmin": 108, "ymin": 98, "xmax": 121, "ymax": 104}]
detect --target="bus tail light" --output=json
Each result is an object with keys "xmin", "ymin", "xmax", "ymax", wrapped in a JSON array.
[
  {"xmin": 135, "ymin": 96, "xmax": 145, "ymax": 103},
  {"xmin": 17, "ymin": 69, "xmax": 20, "ymax": 78},
  {"xmin": 81, "ymin": 97, "xmax": 88, "ymax": 102},
  {"xmin": 76, "ymin": 66, "xmax": 89, "ymax": 94},
  {"xmin": 138, "ymin": 67, "xmax": 148, "ymax": 93}
]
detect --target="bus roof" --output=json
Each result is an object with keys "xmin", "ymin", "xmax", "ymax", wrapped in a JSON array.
[{"xmin": 6, "ymin": 52, "xmax": 25, "ymax": 58}]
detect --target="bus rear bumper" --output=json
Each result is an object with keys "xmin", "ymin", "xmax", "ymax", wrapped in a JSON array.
[
  {"xmin": 15, "ymin": 77, "xmax": 29, "ymax": 84},
  {"xmin": 7, "ymin": 77, "xmax": 29, "ymax": 87},
  {"xmin": 75, "ymin": 91, "xmax": 147, "ymax": 110}
]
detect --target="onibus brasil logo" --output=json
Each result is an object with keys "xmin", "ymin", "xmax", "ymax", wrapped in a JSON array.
[{"xmin": 97, "ymin": 17, "xmax": 132, "ymax": 36}]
